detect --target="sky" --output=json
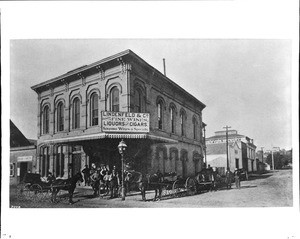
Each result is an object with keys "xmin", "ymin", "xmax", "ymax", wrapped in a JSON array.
[{"xmin": 10, "ymin": 39, "xmax": 292, "ymax": 150}]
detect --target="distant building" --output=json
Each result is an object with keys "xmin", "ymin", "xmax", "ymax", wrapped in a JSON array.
[
  {"xmin": 206, "ymin": 129, "xmax": 257, "ymax": 173},
  {"xmin": 10, "ymin": 120, "xmax": 37, "ymax": 185}
]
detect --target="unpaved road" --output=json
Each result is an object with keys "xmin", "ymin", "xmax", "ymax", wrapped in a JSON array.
[{"xmin": 10, "ymin": 169, "xmax": 292, "ymax": 208}]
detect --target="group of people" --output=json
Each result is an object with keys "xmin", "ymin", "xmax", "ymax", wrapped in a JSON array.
[
  {"xmin": 81, "ymin": 163, "xmax": 121, "ymax": 198},
  {"xmin": 205, "ymin": 164, "xmax": 242, "ymax": 191}
]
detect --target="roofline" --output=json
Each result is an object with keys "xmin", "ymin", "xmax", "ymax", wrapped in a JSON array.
[{"xmin": 31, "ymin": 49, "xmax": 206, "ymax": 109}]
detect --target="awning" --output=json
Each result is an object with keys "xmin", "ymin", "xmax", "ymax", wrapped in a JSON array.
[{"xmin": 40, "ymin": 132, "xmax": 178, "ymax": 145}]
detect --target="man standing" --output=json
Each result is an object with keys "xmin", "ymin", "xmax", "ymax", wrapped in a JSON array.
[
  {"xmin": 81, "ymin": 165, "xmax": 90, "ymax": 186},
  {"xmin": 234, "ymin": 168, "xmax": 241, "ymax": 189},
  {"xmin": 225, "ymin": 169, "xmax": 232, "ymax": 189}
]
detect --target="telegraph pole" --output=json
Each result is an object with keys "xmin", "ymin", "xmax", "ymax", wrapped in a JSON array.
[
  {"xmin": 261, "ymin": 147, "xmax": 264, "ymax": 164},
  {"xmin": 223, "ymin": 125, "xmax": 231, "ymax": 171}
]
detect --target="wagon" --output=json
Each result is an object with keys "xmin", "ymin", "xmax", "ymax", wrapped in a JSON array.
[
  {"xmin": 160, "ymin": 172, "xmax": 197, "ymax": 198},
  {"xmin": 17, "ymin": 173, "xmax": 52, "ymax": 201}
]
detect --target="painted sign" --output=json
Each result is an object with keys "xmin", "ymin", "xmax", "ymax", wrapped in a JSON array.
[
  {"xmin": 17, "ymin": 156, "xmax": 33, "ymax": 162},
  {"xmin": 101, "ymin": 111, "xmax": 150, "ymax": 133}
]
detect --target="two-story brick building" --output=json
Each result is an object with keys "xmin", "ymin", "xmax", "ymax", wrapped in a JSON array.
[{"xmin": 31, "ymin": 49, "xmax": 206, "ymax": 179}]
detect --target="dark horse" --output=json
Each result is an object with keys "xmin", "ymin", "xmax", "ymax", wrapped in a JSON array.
[
  {"xmin": 51, "ymin": 172, "xmax": 83, "ymax": 204},
  {"xmin": 124, "ymin": 169, "xmax": 163, "ymax": 201}
]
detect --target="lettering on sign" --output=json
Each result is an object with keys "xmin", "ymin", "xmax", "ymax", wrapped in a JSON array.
[
  {"xmin": 101, "ymin": 111, "xmax": 150, "ymax": 133},
  {"xmin": 17, "ymin": 156, "xmax": 33, "ymax": 162}
]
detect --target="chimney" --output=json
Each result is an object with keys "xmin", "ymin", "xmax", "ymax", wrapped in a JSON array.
[{"xmin": 163, "ymin": 58, "xmax": 166, "ymax": 76}]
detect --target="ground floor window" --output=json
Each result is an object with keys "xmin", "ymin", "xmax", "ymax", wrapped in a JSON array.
[
  {"xmin": 56, "ymin": 146, "xmax": 65, "ymax": 177},
  {"xmin": 10, "ymin": 163, "xmax": 15, "ymax": 176},
  {"xmin": 41, "ymin": 147, "xmax": 50, "ymax": 177}
]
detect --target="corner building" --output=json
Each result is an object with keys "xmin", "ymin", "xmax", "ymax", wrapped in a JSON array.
[{"xmin": 31, "ymin": 50, "xmax": 206, "ymax": 179}]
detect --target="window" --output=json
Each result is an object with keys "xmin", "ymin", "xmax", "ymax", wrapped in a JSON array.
[
  {"xmin": 72, "ymin": 98, "xmax": 80, "ymax": 129},
  {"xmin": 157, "ymin": 101, "xmax": 163, "ymax": 130},
  {"xmin": 90, "ymin": 93, "xmax": 99, "ymax": 126},
  {"xmin": 41, "ymin": 147, "xmax": 50, "ymax": 177},
  {"xmin": 180, "ymin": 110, "xmax": 186, "ymax": 136},
  {"xmin": 110, "ymin": 87, "xmax": 119, "ymax": 112},
  {"xmin": 193, "ymin": 117, "xmax": 198, "ymax": 140},
  {"xmin": 10, "ymin": 163, "xmax": 15, "ymax": 177},
  {"xmin": 235, "ymin": 158, "xmax": 239, "ymax": 169},
  {"xmin": 170, "ymin": 106, "xmax": 176, "ymax": 134},
  {"xmin": 134, "ymin": 88, "xmax": 144, "ymax": 113},
  {"xmin": 56, "ymin": 146, "xmax": 65, "ymax": 177},
  {"xmin": 57, "ymin": 102, "xmax": 64, "ymax": 132},
  {"xmin": 42, "ymin": 105, "xmax": 50, "ymax": 134}
]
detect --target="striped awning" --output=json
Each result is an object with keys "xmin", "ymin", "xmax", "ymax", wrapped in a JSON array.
[{"xmin": 41, "ymin": 132, "xmax": 177, "ymax": 145}]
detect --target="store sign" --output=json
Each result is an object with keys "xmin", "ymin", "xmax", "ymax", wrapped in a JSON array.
[
  {"xmin": 17, "ymin": 156, "xmax": 33, "ymax": 162},
  {"xmin": 101, "ymin": 111, "xmax": 150, "ymax": 133}
]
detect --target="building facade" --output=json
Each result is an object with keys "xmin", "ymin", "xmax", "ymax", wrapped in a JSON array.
[
  {"xmin": 206, "ymin": 129, "xmax": 257, "ymax": 173},
  {"xmin": 31, "ymin": 50, "xmax": 206, "ymax": 179},
  {"xmin": 10, "ymin": 121, "xmax": 37, "ymax": 185}
]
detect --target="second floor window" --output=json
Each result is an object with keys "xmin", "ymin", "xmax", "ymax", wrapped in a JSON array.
[
  {"xmin": 170, "ymin": 106, "xmax": 175, "ymax": 134},
  {"xmin": 193, "ymin": 117, "xmax": 198, "ymax": 140},
  {"xmin": 42, "ymin": 105, "xmax": 49, "ymax": 134},
  {"xmin": 57, "ymin": 102, "xmax": 64, "ymax": 132},
  {"xmin": 180, "ymin": 111, "xmax": 186, "ymax": 136},
  {"xmin": 72, "ymin": 98, "xmax": 80, "ymax": 129},
  {"xmin": 157, "ymin": 101, "xmax": 163, "ymax": 130},
  {"xmin": 110, "ymin": 87, "xmax": 119, "ymax": 112},
  {"xmin": 91, "ymin": 93, "xmax": 98, "ymax": 126},
  {"xmin": 134, "ymin": 89, "xmax": 144, "ymax": 113}
]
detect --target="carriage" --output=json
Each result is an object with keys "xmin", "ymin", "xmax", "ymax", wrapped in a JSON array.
[
  {"xmin": 17, "ymin": 173, "xmax": 53, "ymax": 201},
  {"xmin": 17, "ymin": 172, "xmax": 83, "ymax": 204}
]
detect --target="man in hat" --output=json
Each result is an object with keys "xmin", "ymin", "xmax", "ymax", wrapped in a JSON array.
[{"xmin": 234, "ymin": 168, "xmax": 241, "ymax": 189}]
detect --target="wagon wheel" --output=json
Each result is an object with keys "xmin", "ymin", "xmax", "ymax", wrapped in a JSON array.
[
  {"xmin": 30, "ymin": 184, "xmax": 44, "ymax": 201},
  {"xmin": 185, "ymin": 177, "xmax": 196, "ymax": 196},
  {"xmin": 172, "ymin": 180, "xmax": 180, "ymax": 198}
]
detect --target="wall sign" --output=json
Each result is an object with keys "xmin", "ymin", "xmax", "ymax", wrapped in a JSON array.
[
  {"xmin": 17, "ymin": 156, "xmax": 33, "ymax": 162},
  {"xmin": 101, "ymin": 111, "xmax": 150, "ymax": 133}
]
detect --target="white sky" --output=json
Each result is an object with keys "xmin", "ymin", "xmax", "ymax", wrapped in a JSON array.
[{"xmin": 10, "ymin": 39, "xmax": 292, "ymax": 150}]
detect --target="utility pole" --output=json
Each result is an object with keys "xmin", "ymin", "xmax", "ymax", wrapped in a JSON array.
[{"xmin": 223, "ymin": 125, "xmax": 231, "ymax": 171}]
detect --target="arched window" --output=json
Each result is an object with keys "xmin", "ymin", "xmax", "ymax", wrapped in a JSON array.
[
  {"xmin": 134, "ymin": 88, "xmax": 145, "ymax": 113},
  {"xmin": 42, "ymin": 105, "xmax": 50, "ymax": 134},
  {"xmin": 170, "ymin": 105, "xmax": 176, "ymax": 134},
  {"xmin": 193, "ymin": 116, "xmax": 198, "ymax": 140},
  {"xmin": 90, "ymin": 93, "xmax": 99, "ymax": 126},
  {"xmin": 180, "ymin": 110, "xmax": 186, "ymax": 136},
  {"xmin": 57, "ymin": 102, "xmax": 64, "ymax": 132},
  {"xmin": 157, "ymin": 101, "xmax": 163, "ymax": 130},
  {"xmin": 110, "ymin": 87, "xmax": 119, "ymax": 112},
  {"xmin": 72, "ymin": 98, "xmax": 80, "ymax": 129}
]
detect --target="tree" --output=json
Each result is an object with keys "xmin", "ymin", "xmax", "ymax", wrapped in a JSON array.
[{"xmin": 266, "ymin": 151, "xmax": 292, "ymax": 169}]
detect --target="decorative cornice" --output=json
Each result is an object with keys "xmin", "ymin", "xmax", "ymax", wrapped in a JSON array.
[{"xmin": 96, "ymin": 65, "xmax": 105, "ymax": 80}]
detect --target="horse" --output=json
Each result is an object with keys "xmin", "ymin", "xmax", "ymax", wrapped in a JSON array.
[
  {"xmin": 124, "ymin": 169, "xmax": 163, "ymax": 201},
  {"xmin": 51, "ymin": 172, "xmax": 83, "ymax": 204}
]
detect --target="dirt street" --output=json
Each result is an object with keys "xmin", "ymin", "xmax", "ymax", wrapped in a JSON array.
[{"xmin": 10, "ymin": 169, "xmax": 292, "ymax": 208}]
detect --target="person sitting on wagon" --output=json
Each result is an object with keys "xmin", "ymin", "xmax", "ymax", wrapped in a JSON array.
[{"xmin": 47, "ymin": 172, "xmax": 56, "ymax": 184}]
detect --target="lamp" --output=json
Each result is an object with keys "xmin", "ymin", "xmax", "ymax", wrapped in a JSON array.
[{"xmin": 118, "ymin": 139, "xmax": 127, "ymax": 200}]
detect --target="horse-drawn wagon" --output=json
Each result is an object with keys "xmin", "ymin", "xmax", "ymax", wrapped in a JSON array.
[
  {"xmin": 17, "ymin": 173, "xmax": 52, "ymax": 201},
  {"xmin": 17, "ymin": 172, "xmax": 83, "ymax": 204}
]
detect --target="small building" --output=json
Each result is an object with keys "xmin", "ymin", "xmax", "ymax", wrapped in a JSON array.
[
  {"xmin": 31, "ymin": 49, "xmax": 206, "ymax": 179},
  {"xmin": 10, "ymin": 120, "xmax": 37, "ymax": 185},
  {"xmin": 206, "ymin": 129, "xmax": 257, "ymax": 173}
]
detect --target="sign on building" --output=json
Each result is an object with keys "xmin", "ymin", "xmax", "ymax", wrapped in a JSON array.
[
  {"xmin": 101, "ymin": 111, "xmax": 150, "ymax": 133},
  {"xmin": 17, "ymin": 156, "xmax": 33, "ymax": 162}
]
